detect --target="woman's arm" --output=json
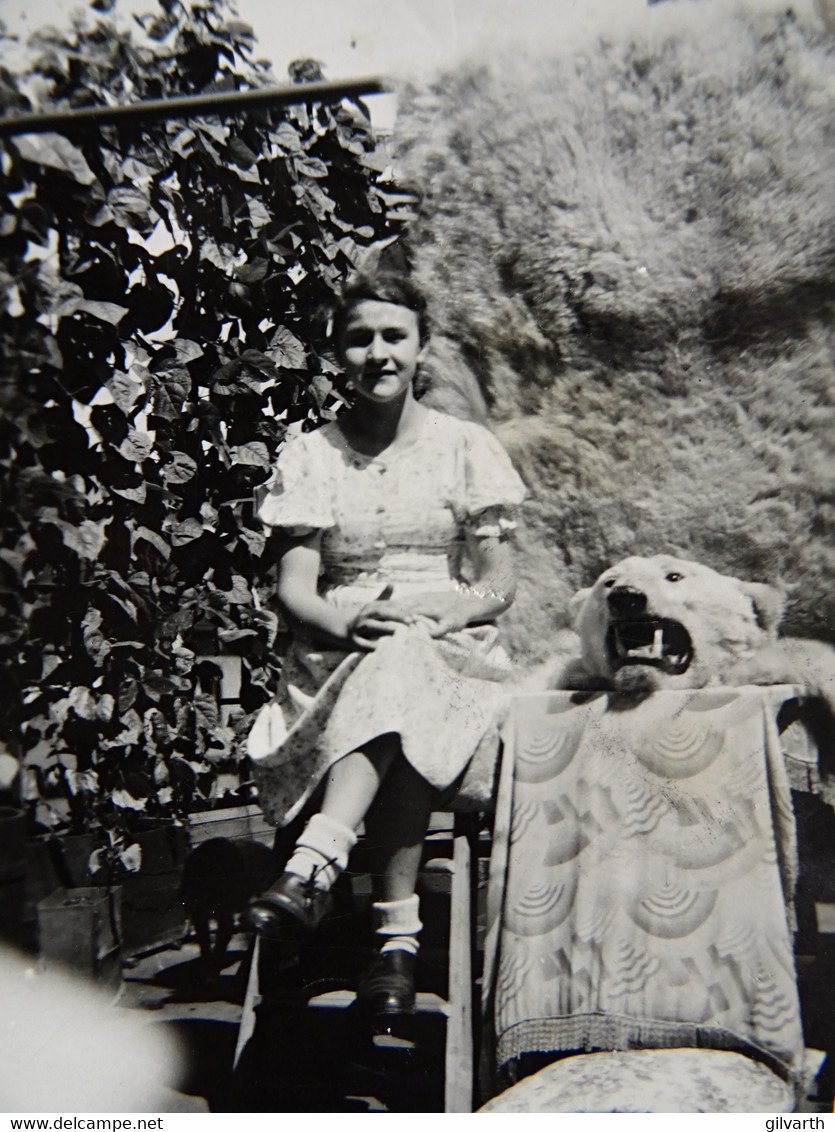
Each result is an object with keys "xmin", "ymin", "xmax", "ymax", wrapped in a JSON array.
[
  {"xmin": 459, "ymin": 532, "xmax": 517, "ymax": 619},
  {"xmin": 277, "ymin": 535, "xmax": 353, "ymax": 647},
  {"xmin": 278, "ymin": 533, "xmax": 415, "ymax": 649},
  {"xmin": 401, "ymin": 534, "xmax": 516, "ymax": 637}
]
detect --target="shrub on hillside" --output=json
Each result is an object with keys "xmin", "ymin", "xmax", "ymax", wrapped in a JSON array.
[{"xmin": 394, "ymin": 2, "xmax": 835, "ymax": 659}]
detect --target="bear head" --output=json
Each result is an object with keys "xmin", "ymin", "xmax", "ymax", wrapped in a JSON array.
[{"xmin": 571, "ymin": 554, "xmax": 785, "ymax": 693}]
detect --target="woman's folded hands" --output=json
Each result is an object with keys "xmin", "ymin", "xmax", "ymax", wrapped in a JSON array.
[
  {"xmin": 349, "ymin": 590, "xmax": 494, "ymax": 648},
  {"xmin": 349, "ymin": 598, "xmax": 423, "ymax": 648}
]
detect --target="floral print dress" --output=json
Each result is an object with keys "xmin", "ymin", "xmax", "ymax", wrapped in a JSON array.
[{"xmin": 247, "ymin": 408, "xmax": 526, "ymax": 827}]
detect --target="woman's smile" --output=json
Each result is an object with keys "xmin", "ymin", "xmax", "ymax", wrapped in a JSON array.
[{"xmin": 340, "ymin": 299, "xmax": 426, "ymax": 403}]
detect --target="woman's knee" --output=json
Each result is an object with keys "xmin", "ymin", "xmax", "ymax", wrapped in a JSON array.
[{"xmin": 360, "ymin": 732, "xmax": 402, "ymax": 775}]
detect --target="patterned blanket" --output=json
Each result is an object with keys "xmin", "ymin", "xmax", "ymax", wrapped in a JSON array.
[{"xmin": 483, "ymin": 686, "xmax": 806, "ymax": 1081}]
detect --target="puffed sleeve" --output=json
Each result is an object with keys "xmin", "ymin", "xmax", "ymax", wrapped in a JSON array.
[
  {"xmin": 257, "ymin": 431, "xmax": 335, "ymax": 536},
  {"xmin": 456, "ymin": 422, "xmax": 526, "ymax": 538}
]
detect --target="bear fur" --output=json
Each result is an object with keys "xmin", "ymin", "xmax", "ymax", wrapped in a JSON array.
[{"xmin": 534, "ymin": 555, "xmax": 835, "ymax": 718}]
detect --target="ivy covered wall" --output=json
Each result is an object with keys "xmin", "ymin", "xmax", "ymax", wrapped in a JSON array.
[{"xmin": 0, "ymin": 0, "xmax": 408, "ymax": 858}]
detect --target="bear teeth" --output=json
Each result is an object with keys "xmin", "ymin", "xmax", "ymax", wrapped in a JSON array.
[
  {"xmin": 618, "ymin": 626, "xmax": 664, "ymax": 660},
  {"xmin": 606, "ymin": 619, "xmax": 693, "ymax": 675}
]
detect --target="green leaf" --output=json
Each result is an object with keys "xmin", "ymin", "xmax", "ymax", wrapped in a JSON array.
[
  {"xmin": 121, "ymin": 156, "xmax": 159, "ymax": 183},
  {"xmin": 111, "ymin": 482, "xmax": 147, "ymax": 503},
  {"xmin": 110, "ymin": 788, "xmax": 147, "ymax": 812},
  {"xmin": 67, "ymin": 770, "xmax": 98, "ymax": 798},
  {"xmin": 77, "ymin": 298, "xmax": 128, "ymax": 324},
  {"xmin": 13, "ymin": 132, "xmax": 97, "ymax": 185},
  {"xmin": 107, "ymin": 372, "xmax": 144, "ymax": 413},
  {"xmin": 152, "ymin": 362, "xmax": 191, "ymax": 406},
  {"xmin": 234, "ymin": 259, "xmax": 270, "ymax": 286},
  {"xmin": 200, "ymin": 237, "xmax": 243, "ymax": 272},
  {"xmin": 167, "ymin": 518, "xmax": 203, "ymax": 546},
  {"xmin": 23, "ymin": 738, "xmax": 59, "ymax": 770},
  {"xmin": 88, "ymin": 205, "xmax": 115, "ymax": 228},
  {"xmin": 271, "ymin": 122, "xmax": 303, "ymax": 154},
  {"xmin": 82, "ymin": 608, "xmax": 111, "ymax": 664},
  {"xmin": 107, "ymin": 185, "xmax": 154, "ymax": 229},
  {"xmin": 311, "ymin": 374, "xmax": 333, "ymax": 406},
  {"xmin": 102, "ymin": 588, "xmax": 138, "ymax": 624},
  {"xmin": 227, "ymin": 136, "xmax": 258, "ymax": 168},
  {"xmin": 267, "ymin": 326, "xmax": 307, "ymax": 369},
  {"xmin": 132, "ymin": 526, "xmax": 170, "ymax": 560},
  {"xmin": 141, "ymin": 672, "xmax": 178, "ymax": 701},
  {"xmin": 295, "ymin": 156, "xmax": 329, "ymax": 179},
  {"xmin": 169, "ymin": 127, "xmax": 196, "ymax": 156},
  {"xmin": 194, "ymin": 692, "xmax": 219, "ymax": 730},
  {"xmin": 336, "ymin": 236, "xmax": 361, "ymax": 265},
  {"xmin": 36, "ymin": 799, "xmax": 71, "ymax": 828},
  {"xmin": 119, "ymin": 430, "xmax": 154, "ymax": 462},
  {"xmin": 161, "ymin": 452, "xmax": 198, "ymax": 484},
  {"xmin": 225, "ymin": 19, "xmax": 255, "ymax": 39},
  {"xmin": 239, "ymin": 527, "xmax": 266, "ymax": 555},
  {"xmin": 66, "ymin": 686, "xmax": 97, "ymax": 720},
  {"xmin": 296, "ymin": 180, "xmax": 335, "ymax": 219},
  {"xmin": 105, "ymin": 708, "xmax": 142, "ymax": 747},
  {"xmin": 222, "ymin": 575, "xmax": 251, "ymax": 604},
  {"xmin": 359, "ymin": 151, "xmax": 390, "ymax": 173},
  {"xmin": 119, "ymin": 842, "xmax": 143, "ymax": 872},
  {"xmin": 49, "ymin": 281, "xmax": 87, "ymax": 318},
  {"xmin": 116, "ymin": 684, "xmax": 141, "ymax": 720},
  {"xmin": 0, "ymin": 754, "xmax": 18, "ymax": 792},
  {"xmin": 172, "ymin": 340, "xmax": 204, "ymax": 364},
  {"xmin": 197, "ymin": 120, "xmax": 228, "ymax": 145},
  {"xmin": 230, "ymin": 162, "xmax": 261, "ymax": 186},
  {"xmin": 239, "ymin": 349, "xmax": 277, "ymax": 377},
  {"xmin": 230, "ymin": 441, "xmax": 271, "ymax": 468},
  {"xmin": 143, "ymin": 707, "xmax": 171, "ymax": 748},
  {"xmin": 247, "ymin": 199, "xmax": 271, "ymax": 228},
  {"xmin": 41, "ymin": 511, "xmax": 110, "ymax": 561}
]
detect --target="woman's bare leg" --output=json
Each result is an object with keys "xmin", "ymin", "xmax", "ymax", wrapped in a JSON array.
[
  {"xmin": 318, "ymin": 734, "xmax": 399, "ymax": 830},
  {"xmin": 354, "ymin": 754, "xmax": 433, "ymax": 1016},
  {"xmin": 363, "ymin": 752, "xmax": 435, "ymax": 901},
  {"xmin": 246, "ymin": 737, "xmax": 431, "ymax": 956}
]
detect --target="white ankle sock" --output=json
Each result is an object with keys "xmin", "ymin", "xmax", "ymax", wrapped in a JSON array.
[
  {"xmin": 380, "ymin": 935, "xmax": 420, "ymax": 956},
  {"xmin": 373, "ymin": 894, "xmax": 422, "ymax": 955},
  {"xmin": 285, "ymin": 813, "xmax": 357, "ymax": 892}
]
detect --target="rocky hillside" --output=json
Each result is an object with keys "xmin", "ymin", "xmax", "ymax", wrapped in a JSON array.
[{"xmin": 391, "ymin": 0, "xmax": 835, "ymax": 662}]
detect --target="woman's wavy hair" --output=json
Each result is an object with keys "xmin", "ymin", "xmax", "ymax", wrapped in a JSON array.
[{"xmin": 331, "ymin": 270, "xmax": 430, "ymax": 352}]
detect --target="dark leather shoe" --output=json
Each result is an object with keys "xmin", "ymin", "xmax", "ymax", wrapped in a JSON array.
[
  {"xmin": 356, "ymin": 949, "xmax": 416, "ymax": 1017},
  {"xmin": 243, "ymin": 871, "xmax": 332, "ymax": 942}
]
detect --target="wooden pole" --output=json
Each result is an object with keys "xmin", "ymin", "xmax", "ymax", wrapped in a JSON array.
[{"xmin": 0, "ymin": 76, "xmax": 391, "ymax": 138}]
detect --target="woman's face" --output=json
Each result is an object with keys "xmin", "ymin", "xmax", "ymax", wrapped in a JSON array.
[{"xmin": 339, "ymin": 300, "xmax": 426, "ymax": 404}]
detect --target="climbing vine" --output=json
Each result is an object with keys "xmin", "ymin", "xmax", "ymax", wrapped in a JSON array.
[{"xmin": 0, "ymin": 0, "xmax": 409, "ymax": 862}]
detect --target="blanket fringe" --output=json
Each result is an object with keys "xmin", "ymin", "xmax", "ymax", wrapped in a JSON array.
[{"xmin": 497, "ymin": 1013, "xmax": 798, "ymax": 1085}]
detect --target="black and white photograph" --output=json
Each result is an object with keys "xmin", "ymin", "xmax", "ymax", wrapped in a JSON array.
[{"xmin": 1, "ymin": 0, "xmax": 834, "ymax": 1117}]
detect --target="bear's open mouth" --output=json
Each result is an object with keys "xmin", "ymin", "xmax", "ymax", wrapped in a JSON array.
[{"xmin": 605, "ymin": 618, "xmax": 693, "ymax": 675}]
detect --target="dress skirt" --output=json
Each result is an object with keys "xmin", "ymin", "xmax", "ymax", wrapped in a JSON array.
[{"xmin": 247, "ymin": 621, "xmax": 512, "ymax": 827}]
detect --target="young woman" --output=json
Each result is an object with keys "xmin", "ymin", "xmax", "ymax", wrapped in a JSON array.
[{"xmin": 245, "ymin": 271, "xmax": 525, "ymax": 1018}]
